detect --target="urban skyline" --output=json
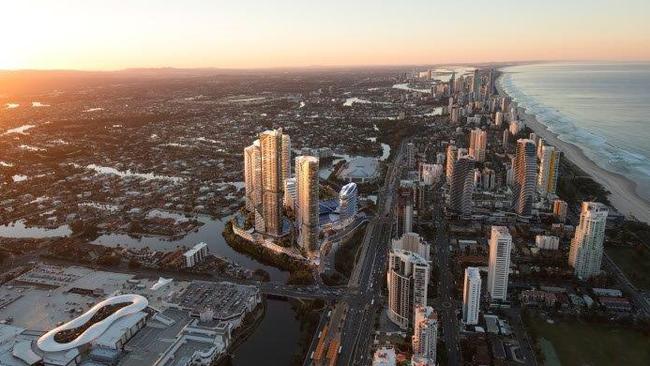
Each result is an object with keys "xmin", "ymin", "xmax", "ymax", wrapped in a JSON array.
[{"xmin": 1, "ymin": 3, "xmax": 649, "ymax": 366}]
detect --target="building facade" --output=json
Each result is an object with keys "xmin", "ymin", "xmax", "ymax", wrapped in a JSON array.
[
  {"xmin": 553, "ymin": 199, "xmax": 568, "ymax": 223},
  {"xmin": 392, "ymin": 232, "xmax": 430, "ymax": 262},
  {"xmin": 260, "ymin": 129, "xmax": 284, "ymax": 236},
  {"xmin": 487, "ymin": 226, "xmax": 512, "ymax": 302},
  {"xmin": 445, "ymin": 145, "xmax": 458, "ymax": 182},
  {"xmin": 281, "ymin": 133, "xmax": 291, "ymax": 184},
  {"xmin": 462, "ymin": 267, "xmax": 481, "ymax": 325},
  {"xmin": 512, "ymin": 139, "xmax": 537, "ymax": 216},
  {"xmin": 387, "ymin": 249, "xmax": 430, "ymax": 330},
  {"xmin": 243, "ymin": 141, "xmax": 262, "ymax": 212},
  {"xmin": 469, "ymin": 128, "xmax": 487, "ymax": 162},
  {"xmin": 411, "ymin": 305, "xmax": 437, "ymax": 366},
  {"xmin": 296, "ymin": 156, "xmax": 319, "ymax": 254},
  {"xmin": 184, "ymin": 242, "xmax": 209, "ymax": 268},
  {"xmin": 339, "ymin": 182, "xmax": 358, "ymax": 223},
  {"xmin": 407, "ymin": 142, "xmax": 416, "ymax": 169},
  {"xmin": 283, "ymin": 177, "xmax": 297, "ymax": 211},
  {"xmin": 448, "ymin": 156, "xmax": 475, "ymax": 215},
  {"xmin": 537, "ymin": 145, "xmax": 561, "ymax": 196},
  {"xmin": 568, "ymin": 202, "xmax": 608, "ymax": 279}
]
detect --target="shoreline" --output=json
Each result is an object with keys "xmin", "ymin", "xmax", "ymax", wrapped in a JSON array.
[{"xmin": 496, "ymin": 76, "xmax": 650, "ymax": 224}]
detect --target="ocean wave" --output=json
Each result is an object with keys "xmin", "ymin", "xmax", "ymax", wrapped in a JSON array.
[{"xmin": 499, "ymin": 72, "xmax": 650, "ymax": 197}]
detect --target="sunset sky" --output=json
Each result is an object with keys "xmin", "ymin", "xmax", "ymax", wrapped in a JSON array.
[{"xmin": 1, "ymin": 0, "xmax": 649, "ymax": 70}]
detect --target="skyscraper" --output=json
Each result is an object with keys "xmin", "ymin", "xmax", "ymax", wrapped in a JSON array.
[
  {"xmin": 487, "ymin": 69, "xmax": 496, "ymax": 96},
  {"xmin": 469, "ymin": 128, "xmax": 487, "ymax": 162},
  {"xmin": 339, "ymin": 182, "xmax": 358, "ymax": 222},
  {"xmin": 296, "ymin": 156, "xmax": 319, "ymax": 254},
  {"xmin": 448, "ymin": 72, "xmax": 455, "ymax": 95},
  {"xmin": 411, "ymin": 305, "xmax": 437, "ymax": 366},
  {"xmin": 568, "ymin": 202, "xmax": 609, "ymax": 279},
  {"xmin": 387, "ymin": 249, "xmax": 429, "ymax": 330},
  {"xmin": 512, "ymin": 139, "xmax": 537, "ymax": 216},
  {"xmin": 448, "ymin": 156, "xmax": 475, "ymax": 215},
  {"xmin": 462, "ymin": 267, "xmax": 481, "ymax": 325},
  {"xmin": 471, "ymin": 68, "xmax": 481, "ymax": 99},
  {"xmin": 281, "ymin": 133, "xmax": 292, "ymax": 184},
  {"xmin": 260, "ymin": 129, "xmax": 284, "ymax": 236},
  {"xmin": 445, "ymin": 145, "xmax": 458, "ymax": 182},
  {"xmin": 244, "ymin": 140, "xmax": 262, "ymax": 212},
  {"xmin": 537, "ymin": 145, "xmax": 561, "ymax": 196},
  {"xmin": 406, "ymin": 142, "xmax": 416, "ymax": 169},
  {"xmin": 487, "ymin": 226, "xmax": 512, "ymax": 302}
]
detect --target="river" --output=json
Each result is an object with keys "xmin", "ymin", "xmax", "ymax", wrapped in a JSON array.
[
  {"xmin": 91, "ymin": 213, "xmax": 289, "ymax": 281},
  {"xmin": 230, "ymin": 299, "xmax": 302, "ymax": 365}
]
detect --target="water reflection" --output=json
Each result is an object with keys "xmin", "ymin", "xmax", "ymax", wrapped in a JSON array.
[
  {"xmin": 230, "ymin": 299, "xmax": 300, "ymax": 366},
  {"xmin": 0, "ymin": 219, "xmax": 72, "ymax": 238},
  {"xmin": 92, "ymin": 214, "xmax": 288, "ymax": 281}
]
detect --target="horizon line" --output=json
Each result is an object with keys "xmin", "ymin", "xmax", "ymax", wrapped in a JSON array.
[{"xmin": 2, "ymin": 58, "xmax": 649, "ymax": 74}]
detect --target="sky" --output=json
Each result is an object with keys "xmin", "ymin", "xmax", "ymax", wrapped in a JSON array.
[{"xmin": 1, "ymin": 0, "xmax": 649, "ymax": 70}]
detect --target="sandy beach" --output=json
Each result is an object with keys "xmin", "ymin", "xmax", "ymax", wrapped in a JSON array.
[{"xmin": 497, "ymin": 81, "xmax": 650, "ymax": 224}]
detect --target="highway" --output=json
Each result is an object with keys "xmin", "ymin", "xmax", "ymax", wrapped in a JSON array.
[
  {"xmin": 430, "ymin": 188, "xmax": 461, "ymax": 366},
  {"xmin": 336, "ymin": 141, "xmax": 406, "ymax": 365}
]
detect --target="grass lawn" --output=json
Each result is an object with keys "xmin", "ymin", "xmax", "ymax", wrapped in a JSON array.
[
  {"xmin": 526, "ymin": 317, "xmax": 650, "ymax": 366},
  {"xmin": 606, "ymin": 245, "xmax": 650, "ymax": 290}
]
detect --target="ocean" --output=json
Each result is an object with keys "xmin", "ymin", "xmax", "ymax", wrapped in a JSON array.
[{"xmin": 499, "ymin": 62, "xmax": 650, "ymax": 202}]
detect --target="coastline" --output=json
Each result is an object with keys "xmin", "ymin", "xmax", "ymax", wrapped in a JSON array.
[{"xmin": 496, "ymin": 77, "xmax": 650, "ymax": 224}]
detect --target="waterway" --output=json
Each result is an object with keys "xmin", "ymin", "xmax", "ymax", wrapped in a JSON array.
[
  {"xmin": 0, "ymin": 211, "xmax": 287, "ymax": 281},
  {"xmin": 0, "ymin": 219, "xmax": 72, "ymax": 238},
  {"xmin": 230, "ymin": 299, "xmax": 301, "ymax": 366},
  {"xmin": 91, "ymin": 213, "xmax": 289, "ymax": 281}
]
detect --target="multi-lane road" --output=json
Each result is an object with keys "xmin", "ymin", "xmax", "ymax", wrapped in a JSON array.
[
  {"xmin": 430, "ymin": 190, "xmax": 461, "ymax": 366},
  {"xmin": 336, "ymin": 141, "xmax": 406, "ymax": 365}
]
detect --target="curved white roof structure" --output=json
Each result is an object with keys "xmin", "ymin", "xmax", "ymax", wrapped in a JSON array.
[{"xmin": 37, "ymin": 294, "xmax": 148, "ymax": 352}]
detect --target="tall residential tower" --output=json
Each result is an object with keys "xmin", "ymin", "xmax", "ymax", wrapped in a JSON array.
[
  {"xmin": 296, "ymin": 156, "xmax": 319, "ymax": 254},
  {"xmin": 537, "ymin": 145, "xmax": 561, "ymax": 197},
  {"xmin": 244, "ymin": 140, "xmax": 262, "ymax": 212},
  {"xmin": 387, "ymin": 249, "xmax": 430, "ymax": 330},
  {"xmin": 462, "ymin": 267, "xmax": 481, "ymax": 325},
  {"xmin": 512, "ymin": 139, "xmax": 537, "ymax": 216},
  {"xmin": 260, "ymin": 129, "xmax": 285, "ymax": 236},
  {"xmin": 487, "ymin": 226, "xmax": 512, "ymax": 302},
  {"xmin": 568, "ymin": 202, "xmax": 608, "ymax": 279},
  {"xmin": 411, "ymin": 305, "xmax": 437, "ymax": 366}
]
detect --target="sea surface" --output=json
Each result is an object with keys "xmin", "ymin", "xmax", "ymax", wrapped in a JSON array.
[{"xmin": 499, "ymin": 62, "xmax": 650, "ymax": 202}]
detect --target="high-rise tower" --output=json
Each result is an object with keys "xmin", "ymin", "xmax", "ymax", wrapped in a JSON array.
[
  {"xmin": 568, "ymin": 202, "xmax": 608, "ymax": 279},
  {"xmin": 448, "ymin": 156, "xmax": 475, "ymax": 215},
  {"xmin": 469, "ymin": 128, "xmax": 487, "ymax": 162},
  {"xmin": 244, "ymin": 140, "xmax": 262, "ymax": 212},
  {"xmin": 462, "ymin": 267, "xmax": 481, "ymax": 325},
  {"xmin": 445, "ymin": 145, "xmax": 458, "ymax": 182},
  {"xmin": 387, "ymin": 249, "xmax": 430, "ymax": 330},
  {"xmin": 537, "ymin": 145, "xmax": 561, "ymax": 196},
  {"xmin": 296, "ymin": 156, "xmax": 319, "ymax": 254},
  {"xmin": 281, "ymin": 133, "xmax": 291, "ymax": 184},
  {"xmin": 487, "ymin": 226, "xmax": 512, "ymax": 301},
  {"xmin": 512, "ymin": 139, "xmax": 537, "ymax": 216},
  {"xmin": 260, "ymin": 129, "xmax": 284, "ymax": 236},
  {"xmin": 411, "ymin": 305, "xmax": 437, "ymax": 366}
]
